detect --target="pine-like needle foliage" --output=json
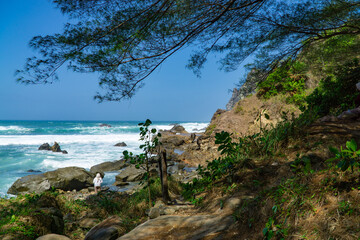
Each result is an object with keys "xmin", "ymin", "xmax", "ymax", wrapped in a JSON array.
[{"xmin": 16, "ymin": 0, "xmax": 360, "ymax": 101}]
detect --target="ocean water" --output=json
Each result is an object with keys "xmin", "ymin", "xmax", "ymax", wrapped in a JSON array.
[{"xmin": 0, "ymin": 120, "xmax": 208, "ymax": 197}]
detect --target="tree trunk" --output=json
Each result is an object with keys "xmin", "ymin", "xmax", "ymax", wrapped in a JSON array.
[
  {"xmin": 146, "ymin": 156, "xmax": 152, "ymax": 208},
  {"xmin": 159, "ymin": 149, "xmax": 171, "ymax": 203}
]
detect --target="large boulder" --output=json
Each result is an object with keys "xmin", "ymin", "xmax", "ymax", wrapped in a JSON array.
[
  {"xmin": 90, "ymin": 160, "xmax": 128, "ymax": 174},
  {"xmin": 115, "ymin": 165, "xmax": 158, "ymax": 182},
  {"xmin": 8, "ymin": 167, "xmax": 95, "ymax": 195},
  {"xmin": 37, "ymin": 234, "xmax": 71, "ymax": 240},
  {"xmin": 84, "ymin": 216, "xmax": 126, "ymax": 240}
]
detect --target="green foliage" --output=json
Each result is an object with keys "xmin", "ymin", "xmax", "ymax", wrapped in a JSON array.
[
  {"xmin": 17, "ymin": 0, "xmax": 360, "ymax": 101},
  {"xmin": 301, "ymin": 34, "xmax": 360, "ymax": 76},
  {"xmin": 123, "ymin": 119, "xmax": 162, "ymax": 207},
  {"xmin": 290, "ymin": 154, "xmax": 313, "ymax": 175},
  {"xmin": 182, "ymin": 131, "xmax": 252, "ymax": 201},
  {"xmin": 257, "ymin": 61, "xmax": 307, "ymax": 106},
  {"xmin": 338, "ymin": 200, "xmax": 355, "ymax": 216},
  {"xmin": 303, "ymin": 59, "xmax": 360, "ymax": 116},
  {"xmin": 328, "ymin": 139, "xmax": 360, "ymax": 172},
  {"xmin": 263, "ymin": 216, "xmax": 288, "ymax": 240}
]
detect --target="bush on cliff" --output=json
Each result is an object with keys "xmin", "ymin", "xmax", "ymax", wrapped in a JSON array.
[{"xmin": 303, "ymin": 59, "xmax": 360, "ymax": 117}]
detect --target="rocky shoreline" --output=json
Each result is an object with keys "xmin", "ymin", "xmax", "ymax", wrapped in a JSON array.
[{"xmin": 7, "ymin": 124, "xmax": 211, "ymax": 197}]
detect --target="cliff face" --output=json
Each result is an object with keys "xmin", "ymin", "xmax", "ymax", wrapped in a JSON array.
[{"xmin": 225, "ymin": 69, "xmax": 265, "ymax": 111}]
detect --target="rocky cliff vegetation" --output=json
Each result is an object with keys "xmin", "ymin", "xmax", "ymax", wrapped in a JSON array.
[{"xmin": 2, "ymin": 45, "xmax": 360, "ymax": 239}]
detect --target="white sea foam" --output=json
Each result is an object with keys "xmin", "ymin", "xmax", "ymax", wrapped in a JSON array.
[
  {"xmin": 154, "ymin": 122, "xmax": 209, "ymax": 133},
  {"xmin": 180, "ymin": 122, "xmax": 209, "ymax": 132},
  {"xmin": 0, "ymin": 133, "xmax": 141, "ymax": 146},
  {"xmin": 0, "ymin": 126, "xmax": 32, "ymax": 133}
]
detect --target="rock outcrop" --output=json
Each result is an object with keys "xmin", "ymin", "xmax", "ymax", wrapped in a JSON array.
[
  {"xmin": 226, "ymin": 68, "xmax": 265, "ymax": 111},
  {"xmin": 38, "ymin": 142, "xmax": 68, "ymax": 154},
  {"xmin": 117, "ymin": 214, "xmax": 234, "ymax": 240},
  {"xmin": 170, "ymin": 124, "xmax": 187, "ymax": 134},
  {"xmin": 8, "ymin": 167, "xmax": 95, "ymax": 195},
  {"xmin": 90, "ymin": 160, "xmax": 128, "ymax": 174}
]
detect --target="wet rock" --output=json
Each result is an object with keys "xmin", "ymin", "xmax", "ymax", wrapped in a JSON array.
[
  {"xmin": 51, "ymin": 142, "xmax": 62, "ymax": 152},
  {"xmin": 114, "ymin": 142, "xmax": 127, "ymax": 147},
  {"xmin": 38, "ymin": 142, "xmax": 68, "ymax": 154},
  {"xmin": 27, "ymin": 169, "xmax": 41, "ymax": 173},
  {"xmin": 38, "ymin": 143, "xmax": 51, "ymax": 151},
  {"xmin": 100, "ymin": 124, "xmax": 112, "ymax": 127}
]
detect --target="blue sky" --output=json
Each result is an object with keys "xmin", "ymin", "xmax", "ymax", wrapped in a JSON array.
[{"xmin": 0, "ymin": 1, "xmax": 246, "ymax": 122}]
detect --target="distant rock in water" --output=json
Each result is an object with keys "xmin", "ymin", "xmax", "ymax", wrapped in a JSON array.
[
  {"xmin": 114, "ymin": 142, "xmax": 127, "ymax": 147},
  {"xmin": 51, "ymin": 142, "xmax": 62, "ymax": 152},
  {"xmin": 226, "ymin": 68, "xmax": 265, "ymax": 111},
  {"xmin": 38, "ymin": 143, "xmax": 51, "ymax": 151},
  {"xmin": 38, "ymin": 142, "xmax": 68, "ymax": 154},
  {"xmin": 100, "ymin": 123, "xmax": 112, "ymax": 127},
  {"xmin": 27, "ymin": 169, "xmax": 41, "ymax": 173}
]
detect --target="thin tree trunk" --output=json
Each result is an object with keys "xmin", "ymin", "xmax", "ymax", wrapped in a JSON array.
[
  {"xmin": 146, "ymin": 156, "xmax": 151, "ymax": 208},
  {"xmin": 160, "ymin": 149, "xmax": 170, "ymax": 203}
]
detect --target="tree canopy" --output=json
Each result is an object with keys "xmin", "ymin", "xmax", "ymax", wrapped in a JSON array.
[{"xmin": 16, "ymin": 0, "xmax": 360, "ymax": 101}]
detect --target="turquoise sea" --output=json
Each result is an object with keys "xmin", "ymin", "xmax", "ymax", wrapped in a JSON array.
[{"xmin": 0, "ymin": 120, "xmax": 208, "ymax": 197}]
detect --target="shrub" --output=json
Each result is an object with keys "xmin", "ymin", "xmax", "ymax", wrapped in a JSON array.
[
  {"xmin": 257, "ymin": 61, "xmax": 307, "ymax": 106},
  {"xmin": 303, "ymin": 59, "xmax": 360, "ymax": 116}
]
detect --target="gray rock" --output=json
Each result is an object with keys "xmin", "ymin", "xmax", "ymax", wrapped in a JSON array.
[
  {"xmin": 115, "ymin": 165, "xmax": 157, "ymax": 182},
  {"xmin": 8, "ymin": 167, "xmax": 95, "ymax": 195},
  {"xmin": 148, "ymin": 207, "xmax": 160, "ymax": 219},
  {"xmin": 226, "ymin": 68, "xmax": 265, "ymax": 111},
  {"xmin": 36, "ymin": 234, "xmax": 71, "ymax": 240},
  {"xmin": 90, "ymin": 160, "xmax": 128, "ymax": 174},
  {"xmin": 38, "ymin": 143, "xmax": 51, "ymax": 151},
  {"xmin": 27, "ymin": 169, "xmax": 41, "ymax": 173},
  {"xmin": 114, "ymin": 142, "xmax": 127, "ymax": 147},
  {"xmin": 79, "ymin": 218, "xmax": 99, "ymax": 229},
  {"xmin": 113, "ymin": 181, "xmax": 129, "ymax": 187},
  {"xmin": 170, "ymin": 124, "xmax": 187, "ymax": 133},
  {"xmin": 85, "ymin": 216, "xmax": 125, "ymax": 240},
  {"xmin": 51, "ymin": 142, "xmax": 62, "ymax": 152}
]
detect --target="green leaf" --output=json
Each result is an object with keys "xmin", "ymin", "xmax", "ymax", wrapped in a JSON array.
[
  {"xmin": 346, "ymin": 139, "xmax": 357, "ymax": 152},
  {"xmin": 263, "ymin": 227, "xmax": 269, "ymax": 236},
  {"xmin": 264, "ymin": 113, "xmax": 270, "ymax": 120}
]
